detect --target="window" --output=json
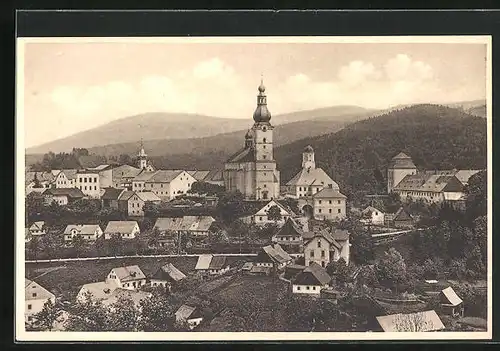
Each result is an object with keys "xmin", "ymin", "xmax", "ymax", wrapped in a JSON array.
[
  {"xmin": 319, "ymin": 200, "xmax": 322, "ymax": 204},
  {"xmin": 263, "ymin": 184, "xmax": 267, "ymax": 188},
  {"xmin": 338, "ymin": 209, "xmax": 341, "ymax": 214},
  {"xmin": 263, "ymin": 145, "xmax": 266, "ymax": 149},
  {"xmin": 310, "ymin": 251, "xmax": 314, "ymax": 257},
  {"xmin": 338, "ymin": 200, "xmax": 341, "ymax": 204},
  {"xmin": 319, "ymin": 209, "xmax": 322, "ymax": 213},
  {"xmin": 32, "ymin": 293, "xmax": 37, "ymax": 298},
  {"xmin": 317, "ymin": 240, "xmax": 321, "ymax": 248},
  {"xmin": 263, "ymin": 155, "xmax": 266, "ymax": 159},
  {"xmin": 313, "ymin": 286, "xmax": 317, "ymax": 290},
  {"xmin": 321, "ymin": 261, "xmax": 325, "ymax": 267},
  {"xmin": 329, "ymin": 200, "xmax": 332, "ymax": 204},
  {"xmin": 329, "ymin": 209, "xmax": 332, "ymax": 213},
  {"xmin": 28, "ymin": 304, "xmax": 32, "ymax": 310},
  {"xmin": 259, "ymin": 217, "xmax": 263, "ymax": 221},
  {"xmin": 306, "ymin": 286, "xmax": 310, "ymax": 290}
]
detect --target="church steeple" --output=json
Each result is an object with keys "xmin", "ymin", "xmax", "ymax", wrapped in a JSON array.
[
  {"xmin": 138, "ymin": 138, "xmax": 148, "ymax": 170},
  {"xmin": 253, "ymin": 76, "xmax": 272, "ymax": 124}
]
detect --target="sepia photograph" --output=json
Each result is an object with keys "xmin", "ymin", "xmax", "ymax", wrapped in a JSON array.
[{"xmin": 16, "ymin": 35, "xmax": 492, "ymax": 341}]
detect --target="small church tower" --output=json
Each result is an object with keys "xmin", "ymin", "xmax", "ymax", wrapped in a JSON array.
[
  {"xmin": 302, "ymin": 145, "xmax": 316, "ymax": 170},
  {"xmin": 137, "ymin": 139, "xmax": 148, "ymax": 170},
  {"xmin": 387, "ymin": 152, "xmax": 417, "ymax": 193}
]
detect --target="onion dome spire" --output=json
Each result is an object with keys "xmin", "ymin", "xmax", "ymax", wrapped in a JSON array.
[{"xmin": 253, "ymin": 76, "xmax": 271, "ymax": 124}]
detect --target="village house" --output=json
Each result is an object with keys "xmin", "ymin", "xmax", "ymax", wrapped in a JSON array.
[
  {"xmin": 150, "ymin": 263, "xmax": 186, "ymax": 289},
  {"xmin": 303, "ymin": 228, "xmax": 351, "ymax": 267},
  {"xmin": 242, "ymin": 199, "xmax": 296, "ymax": 226},
  {"xmin": 175, "ymin": 304, "xmax": 204, "ymax": 330},
  {"xmin": 131, "ymin": 170, "xmax": 157, "ymax": 192},
  {"xmin": 254, "ymin": 244, "xmax": 293, "ymax": 270},
  {"xmin": 101, "ymin": 289, "xmax": 152, "ymax": 311},
  {"xmin": 153, "ymin": 216, "xmax": 217, "ymax": 248},
  {"xmin": 25, "ymin": 278, "xmax": 56, "ymax": 324},
  {"xmin": 374, "ymin": 310, "xmax": 445, "ymax": 332},
  {"xmin": 283, "ymin": 264, "xmax": 307, "ymax": 281},
  {"xmin": 42, "ymin": 187, "xmax": 85, "ymax": 206},
  {"xmin": 73, "ymin": 169, "xmax": 101, "ymax": 198},
  {"xmin": 361, "ymin": 206, "xmax": 386, "ymax": 226},
  {"xmin": 28, "ymin": 221, "xmax": 46, "ymax": 237},
  {"xmin": 313, "ymin": 185, "xmax": 347, "ymax": 221},
  {"xmin": 195, "ymin": 254, "xmax": 230, "ymax": 275},
  {"xmin": 25, "ymin": 171, "xmax": 56, "ymax": 195},
  {"xmin": 271, "ymin": 217, "xmax": 305, "ymax": 250},
  {"xmin": 63, "ymin": 224, "xmax": 103, "ymax": 243},
  {"xmin": 292, "ymin": 262, "xmax": 332, "ymax": 295},
  {"xmin": 101, "ymin": 187, "xmax": 126, "ymax": 209},
  {"xmin": 144, "ymin": 170, "xmax": 197, "ymax": 201},
  {"xmin": 104, "ymin": 221, "xmax": 140, "ymax": 240},
  {"xmin": 439, "ymin": 287, "xmax": 464, "ymax": 317},
  {"xmin": 111, "ymin": 164, "xmax": 142, "ymax": 189},
  {"xmin": 118, "ymin": 191, "xmax": 162, "ymax": 217},
  {"xmin": 77, "ymin": 281, "xmax": 151, "ymax": 310},
  {"xmin": 85, "ymin": 165, "xmax": 114, "ymax": 188},
  {"xmin": 385, "ymin": 207, "xmax": 415, "ymax": 229},
  {"xmin": 105, "ymin": 265, "xmax": 147, "ymax": 290},
  {"xmin": 58, "ymin": 169, "xmax": 78, "ymax": 188}
]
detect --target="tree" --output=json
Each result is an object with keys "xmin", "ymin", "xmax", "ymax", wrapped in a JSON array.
[
  {"xmin": 143, "ymin": 201, "xmax": 161, "ymax": 218},
  {"xmin": 27, "ymin": 236, "xmax": 40, "ymax": 260},
  {"xmin": 280, "ymin": 198, "xmax": 299, "ymax": 215},
  {"xmin": 266, "ymin": 205, "xmax": 282, "ymax": 222},
  {"xmin": 71, "ymin": 235, "xmax": 85, "ymax": 258},
  {"xmin": 375, "ymin": 248, "xmax": 408, "ymax": 292},
  {"xmin": 118, "ymin": 154, "xmax": 134, "ymax": 166},
  {"xmin": 339, "ymin": 216, "xmax": 373, "ymax": 264},
  {"xmin": 26, "ymin": 192, "xmax": 45, "ymax": 224},
  {"xmin": 393, "ymin": 311, "xmax": 432, "ymax": 332},
  {"xmin": 188, "ymin": 181, "xmax": 225, "ymax": 197},
  {"xmin": 65, "ymin": 292, "xmax": 109, "ymax": 331},
  {"xmin": 106, "ymin": 295, "xmax": 139, "ymax": 331},
  {"xmin": 39, "ymin": 233, "xmax": 63, "ymax": 259},
  {"xmin": 108, "ymin": 233, "xmax": 124, "ymax": 257},
  {"xmin": 31, "ymin": 299, "xmax": 62, "ymax": 331},
  {"xmin": 137, "ymin": 293, "xmax": 176, "ymax": 331},
  {"xmin": 464, "ymin": 170, "xmax": 487, "ymax": 221},
  {"xmin": 326, "ymin": 257, "xmax": 349, "ymax": 285},
  {"xmin": 216, "ymin": 191, "xmax": 250, "ymax": 223}
]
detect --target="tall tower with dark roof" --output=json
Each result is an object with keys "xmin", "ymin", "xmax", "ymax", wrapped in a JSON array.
[
  {"xmin": 387, "ymin": 152, "xmax": 417, "ymax": 193},
  {"xmin": 137, "ymin": 139, "xmax": 148, "ymax": 170}
]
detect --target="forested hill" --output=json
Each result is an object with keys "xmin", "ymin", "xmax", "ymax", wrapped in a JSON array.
[{"xmin": 275, "ymin": 104, "xmax": 487, "ymax": 202}]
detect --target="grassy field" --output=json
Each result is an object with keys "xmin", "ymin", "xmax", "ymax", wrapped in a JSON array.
[{"xmin": 25, "ymin": 256, "xmax": 253, "ymax": 300}]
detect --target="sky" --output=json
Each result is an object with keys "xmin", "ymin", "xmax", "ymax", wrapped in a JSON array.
[{"xmin": 21, "ymin": 39, "xmax": 487, "ymax": 148}]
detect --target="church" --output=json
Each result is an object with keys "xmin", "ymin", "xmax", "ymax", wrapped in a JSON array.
[{"xmin": 223, "ymin": 80, "xmax": 280, "ymax": 201}]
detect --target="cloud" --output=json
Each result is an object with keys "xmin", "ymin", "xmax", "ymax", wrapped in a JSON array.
[
  {"xmin": 338, "ymin": 60, "xmax": 382, "ymax": 87},
  {"xmin": 385, "ymin": 54, "xmax": 433, "ymax": 82}
]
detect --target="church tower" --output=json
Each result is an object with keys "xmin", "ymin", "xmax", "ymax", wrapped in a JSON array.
[
  {"xmin": 302, "ymin": 145, "xmax": 316, "ymax": 170},
  {"xmin": 137, "ymin": 139, "xmax": 148, "ymax": 170},
  {"xmin": 251, "ymin": 78, "xmax": 280, "ymax": 200}
]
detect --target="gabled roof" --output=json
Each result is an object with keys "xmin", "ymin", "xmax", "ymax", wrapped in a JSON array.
[
  {"xmin": 454, "ymin": 170, "xmax": 482, "ymax": 185},
  {"xmin": 314, "ymin": 187, "xmax": 347, "ymax": 199},
  {"xmin": 145, "ymin": 170, "xmax": 185, "ymax": 183},
  {"xmin": 64, "ymin": 224, "xmax": 101, "ymax": 235},
  {"xmin": 441, "ymin": 287, "xmax": 463, "ymax": 306},
  {"xmin": 133, "ymin": 170, "xmax": 158, "ymax": 182},
  {"xmin": 273, "ymin": 217, "xmax": 304, "ymax": 237},
  {"xmin": 86, "ymin": 164, "xmax": 112, "ymax": 171},
  {"xmin": 187, "ymin": 170, "xmax": 211, "ymax": 182},
  {"xmin": 118, "ymin": 190, "xmax": 135, "ymax": 201},
  {"xmin": 110, "ymin": 265, "xmax": 146, "ymax": 282},
  {"xmin": 286, "ymin": 167, "xmax": 338, "ymax": 188},
  {"xmin": 101, "ymin": 288, "xmax": 151, "ymax": 308},
  {"xmin": 104, "ymin": 221, "xmax": 139, "ymax": 234},
  {"xmin": 135, "ymin": 191, "xmax": 162, "ymax": 202},
  {"xmin": 154, "ymin": 216, "xmax": 215, "ymax": 232},
  {"xmin": 293, "ymin": 262, "xmax": 331, "ymax": 286},
  {"xmin": 151, "ymin": 263, "xmax": 186, "ymax": 282},
  {"xmin": 175, "ymin": 304, "xmax": 203, "ymax": 320},
  {"xmin": 79, "ymin": 281, "xmax": 118, "ymax": 300},
  {"xmin": 362, "ymin": 206, "xmax": 385, "ymax": 215},
  {"xmin": 112, "ymin": 165, "xmax": 142, "ymax": 179},
  {"xmin": 254, "ymin": 199, "xmax": 296, "ymax": 217},
  {"xmin": 101, "ymin": 187, "xmax": 126, "ymax": 200},
  {"xmin": 209, "ymin": 256, "xmax": 228, "ymax": 270},
  {"xmin": 394, "ymin": 173, "xmax": 464, "ymax": 193},
  {"xmin": 29, "ymin": 221, "xmax": 45, "ymax": 231},
  {"xmin": 303, "ymin": 229, "xmax": 346, "ymax": 250},
  {"xmin": 375, "ymin": 310, "xmax": 445, "ymax": 332},
  {"xmin": 61, "ymin": 169, "xmax": 78, "ymax": 180},
  {"xmin": 195, "ymin": 254, "xmax": 213, "ymax": 270},
  {"xmin": 204, "ymin": 169, "xmax": 224, "ymax": 182},
  {"xmin": 25, "ymin": 171, "xmax": 55, "ymax": 186},
  {"xmin": 226, "ymin": 147, "xmax": 256, "ymax": 163},
  {"xmin": 261, "ymin": 244, "xmax": 292, "ymax": 264},
  {"xmin": 25, "ymin": 278, "xmax": 55, "ymax": 301},
  {"xmin": 44, "ymin": 188, "xmax": 85, "ymax": 198},
  {"xmin": 392, "ymin": 207, "xmax": 413, "ymax": 222}
]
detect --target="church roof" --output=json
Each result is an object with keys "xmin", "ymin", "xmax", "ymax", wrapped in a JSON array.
[
  {"xmin": 286, "ymin": 167, "xmax": 338, "ymax": 188},
  {"xmin": 226, "ymin": 147, "xmax": 256, "ymax": 164}
]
